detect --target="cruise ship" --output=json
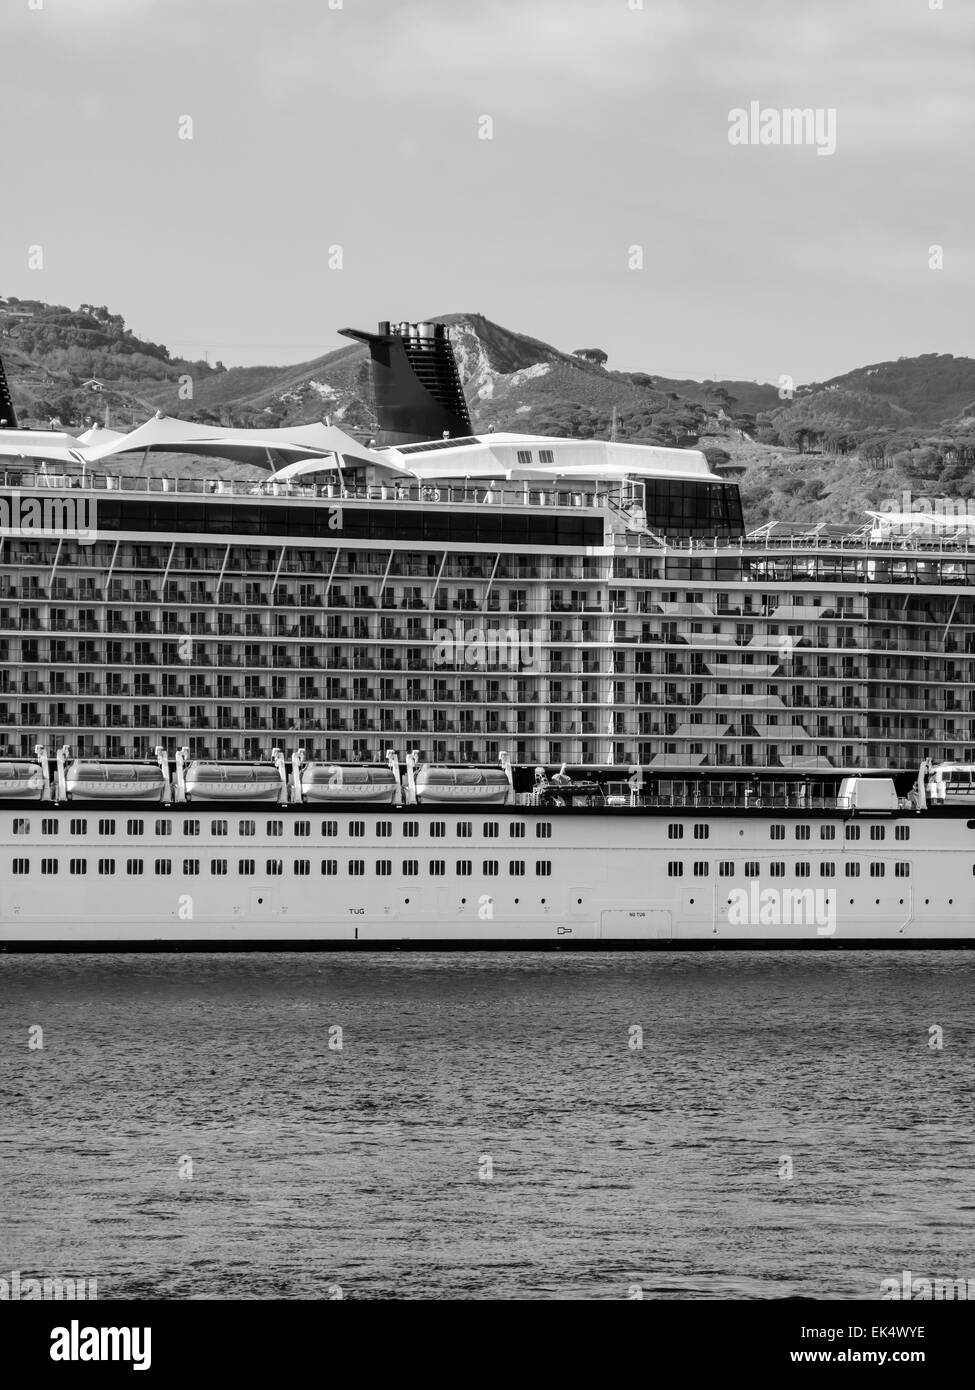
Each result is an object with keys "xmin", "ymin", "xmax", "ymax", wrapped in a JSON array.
[{"xmin": 0, "ymin": 322, "xmax": 973, "ymax": 949}]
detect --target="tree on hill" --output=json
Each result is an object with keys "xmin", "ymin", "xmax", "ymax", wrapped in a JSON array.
[
  {"xmin": 53, "ymin": 393, "xmax": 76, "ymax": 426},
  {"xmin": 816, "ymin": 429, "xmax": 852, "ymax": 455},
  {"xmin": 857, "ymin": 433, "xmax": 893, "ymax": 466},
  {"xmin": 706, "ymin": 387, "xmax": 737, "ymax": 414},
  {"xmin": 572, "ymin": 348, "xmax": 608, "ymax": 366},
  {"xmin": 754, "ymin": 424, "xmax": 780, "ymax": 444},
  {"xmin": 778, "ymin": 423, "xmax": 822, "ymax": 454}
]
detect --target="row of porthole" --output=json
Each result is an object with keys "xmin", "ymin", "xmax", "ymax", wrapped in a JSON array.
[
  {"xmin": 687, "ymin": 896, "xmax": 954, "ymax": 908},
  {"xmin": 403, "ymin": 896, "xmax": 587, "ymax": 906}
]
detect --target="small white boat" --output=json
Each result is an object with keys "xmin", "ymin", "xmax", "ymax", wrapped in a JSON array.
[
  {"xmin": 64, "ymin": 761, "xmax": 169, "ymax": 802},
  {"xmin": 0, "ymin": 759, "xmax": 47, "ymax": 800},
  {"xmin": 299, "ymin": 763, "xmax": 400, "ymax": 804},
  {"xmin": 412, "ymin": 764, "xmax": 513, "ymax": 805},
  {"xmin": 182, "ymin": 761, "xmax": 284, "ymax": 803}
]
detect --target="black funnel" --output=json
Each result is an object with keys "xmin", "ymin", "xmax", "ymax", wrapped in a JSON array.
[
  {"xmin": 0, "ymin": 356, "xmax": 18, "ymax": 429},
  {"xmin": 340, "ymin": 320, "xmax": 472, "ymax": 446}
]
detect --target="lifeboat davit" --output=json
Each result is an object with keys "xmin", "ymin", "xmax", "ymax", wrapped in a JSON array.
[
  {"xmin": 300, "ymin": 763, "xmax": 400, "ymax": 803},
  {"xmin": 64, "ymin": 761, "xmax": 169, "ymax": 802},
  {"xmin": 413, "ymin": 764, "xmax": 512, "ymax": 805}
]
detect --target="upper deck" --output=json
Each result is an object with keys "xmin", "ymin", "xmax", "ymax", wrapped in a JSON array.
[
  {"xmin": 0, "ymin": 465, "xmax": 621, "ymax": 511},
  {"xmin": 0, "ymin": 466, "xmax": 970, "ymax": 534},
  {"xmin": 2, "ymin": 469, "xmax": 975, "ymax": 586}
]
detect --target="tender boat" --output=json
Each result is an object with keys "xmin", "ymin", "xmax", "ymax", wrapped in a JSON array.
[
  {"xmin": 410, "ymin": 758, "xmax": 513, "ymax": 805},
  {"xmin": 0, "ymin": 759, "xmax": 48, "ymax": 800},
  {"xmin": 63, "ymin": 760, "xmax": 169, "ymax": 802},
  {"xmin": 296, "ymin": 762, "xmax": 401, "ymax": 804},
  {"xmin": 180, "ymin": 761, "xmax": 286, "ymax": 803}
]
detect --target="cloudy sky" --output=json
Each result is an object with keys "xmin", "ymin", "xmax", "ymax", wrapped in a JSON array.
[{"xmin": 1, "ymin": 0, "xmax": 971, "ymax": 383}]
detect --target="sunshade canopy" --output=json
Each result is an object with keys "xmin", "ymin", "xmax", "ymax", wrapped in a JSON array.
[{"xmin": 0, "ymin": 415, "xmax": 398, "ymax": 472}]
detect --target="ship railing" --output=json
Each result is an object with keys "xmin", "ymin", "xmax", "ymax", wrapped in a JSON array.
[
  {"xmin": 636, "ymin": 792, "xmax": 840, "ymax": 810},
  {"xmin": 614, "ymin": 531, "xmax": 975, "ymax": 556},
  {"xmin": 12, "ymin": 466, "xmax": 975, "ymax": 552},
  {"xmin": 3, "ymin": 470, "xmax": 619, "ymax": 513}
]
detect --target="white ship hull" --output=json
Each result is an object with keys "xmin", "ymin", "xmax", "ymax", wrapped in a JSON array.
[{"xmin": 1, "ymin": 802, "xmax": 972, "ymax": 949}]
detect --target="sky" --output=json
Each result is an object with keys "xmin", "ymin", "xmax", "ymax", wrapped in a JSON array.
[{"xmin": 1, "ymin": 0, "xmax": 972, "ymax": 384}]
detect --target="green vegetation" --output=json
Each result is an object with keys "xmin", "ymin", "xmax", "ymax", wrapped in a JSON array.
[
  {"xmin": 508, "ymin": 398, "xmax": 705, "ymax": 447},
  {"xmin": 3, "ymin": 298, "xmax": 211, "ymax": 381},
  {"xmin": 1, "ymin": 296, "xmax": 216, "ymax": 426},
  {"xmin": 572, "ymin": 347, "xmax": 609, "ymax": 366}
]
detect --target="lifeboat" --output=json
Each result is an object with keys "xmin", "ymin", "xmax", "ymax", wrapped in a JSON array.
[
  {"xmin": 0, "ymin": 759, "xmax": 48, "ymax": 800},
  {"xmin": 182, "ymin": 761, "xmax": 284, "ymax": 803},
  {"xmin": 300, "ymin": 763, "xmax": 400, "ymax": 804},
  {"xmin": 64, "ymin": 761, "xmax": 169, "ymax": 802},
  {"xmin": 413, "ymin": 764, "xmax": 513, "ymax": 805}
]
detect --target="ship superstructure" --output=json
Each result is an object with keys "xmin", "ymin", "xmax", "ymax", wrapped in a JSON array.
[{"xmin": 0, "ymin": 322, "xmax": 971, "ymax": 779}]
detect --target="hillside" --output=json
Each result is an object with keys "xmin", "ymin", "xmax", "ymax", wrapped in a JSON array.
[
  {"xmin": 817, "ymin": 354, "xmax": 975, "ymax": 424},
  {"xmin": 0, "ymin": 297, "xmax": 220, "ymax": 429},
  {"xmin": 755, "ymin": 354, "xmax": 975, "ymax": 459},
  {"xmin": 3, "ymin": 294, "xmax": 975, "ymax": 525}
]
